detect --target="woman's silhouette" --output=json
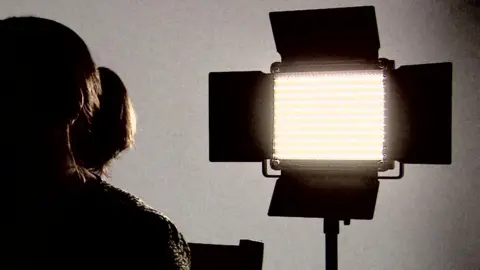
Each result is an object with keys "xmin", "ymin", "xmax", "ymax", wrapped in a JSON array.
[{"xmin": 5, "ymin": 16, "xmax": 191, "ymax": 269}]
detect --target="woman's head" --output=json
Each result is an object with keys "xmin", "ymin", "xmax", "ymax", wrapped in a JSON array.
[{"xmin": 1, "ymin": 16, "xmax": 135, "ymax": 179}]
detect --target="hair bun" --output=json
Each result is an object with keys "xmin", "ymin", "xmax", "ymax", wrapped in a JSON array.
[{"xmin": 75, "ymin": 67, "xmax": 136, "ymax": 175}]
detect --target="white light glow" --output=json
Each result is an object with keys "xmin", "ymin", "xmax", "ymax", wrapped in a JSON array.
[{"xmin": 273, "ymin": 70, "xmax": 385, "ymax": 161}]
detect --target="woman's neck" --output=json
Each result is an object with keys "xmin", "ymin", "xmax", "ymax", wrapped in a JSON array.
[{"xmin": 20, "ymin": 125, "xmax": 85, "ymax": 184}]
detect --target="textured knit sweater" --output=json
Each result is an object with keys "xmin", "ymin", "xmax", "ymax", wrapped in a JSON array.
[{"xmin": 16, "ymin": 175, "xmax": 191, "ymax": 269}]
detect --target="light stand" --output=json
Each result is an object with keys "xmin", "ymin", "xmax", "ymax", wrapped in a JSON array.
[
  {"xmin": 208, "ymin": 6, "xmax": 453, "ymax": 270},
  {"xmin": 324, "ymin": 219, "xmax": 340, "ymax": 270}
]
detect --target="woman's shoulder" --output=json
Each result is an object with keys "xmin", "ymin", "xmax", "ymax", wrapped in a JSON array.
[{"xmin": 84, "ymin": 177, "xmax": 191, "ymax": 269}]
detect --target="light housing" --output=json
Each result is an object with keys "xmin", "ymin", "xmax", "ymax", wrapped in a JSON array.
[{"xmin": 208, "ymin": 5, "xmax": 452, "ymax": 220}]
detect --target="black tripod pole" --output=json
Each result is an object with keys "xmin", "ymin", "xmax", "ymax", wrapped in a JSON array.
[{"xmin": 323, "ymin": 219, "xmax": 340, "ymax": 270}]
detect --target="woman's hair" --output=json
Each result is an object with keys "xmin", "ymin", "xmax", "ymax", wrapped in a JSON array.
[{"xmin": 1, "ymin": 16, "xmax": 135, "ymax": 179}]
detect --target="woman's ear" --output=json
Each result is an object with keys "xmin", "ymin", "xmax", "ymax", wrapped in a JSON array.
[{"xmin": 69, "ymin": 89, "xmax": 84, "ymax": 125}]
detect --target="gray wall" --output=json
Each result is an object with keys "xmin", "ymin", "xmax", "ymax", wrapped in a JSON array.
[{"xmin": 4, "ymin": 0, "xmax": 479, "ymax": 269}]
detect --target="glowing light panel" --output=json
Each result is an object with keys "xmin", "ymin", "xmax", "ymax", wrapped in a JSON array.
[{"xmin": 273, "ymin": 70, "xmax": 386, "ymax": 161}]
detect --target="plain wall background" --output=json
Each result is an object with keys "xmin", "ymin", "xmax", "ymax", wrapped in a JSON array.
[{"xmin": 4, "ymin": 0, "xmax": 479, "ymax": 269}]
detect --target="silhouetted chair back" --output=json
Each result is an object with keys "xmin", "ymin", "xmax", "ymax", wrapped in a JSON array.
[{"xmin": 189, "ymin": 239, "xmax": 264, "ymax": 270}]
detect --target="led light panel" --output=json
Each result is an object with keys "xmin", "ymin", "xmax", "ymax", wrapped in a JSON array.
[{"xmin": 273, "ymin": 70, "xmax": 385, "ymax": 161}]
